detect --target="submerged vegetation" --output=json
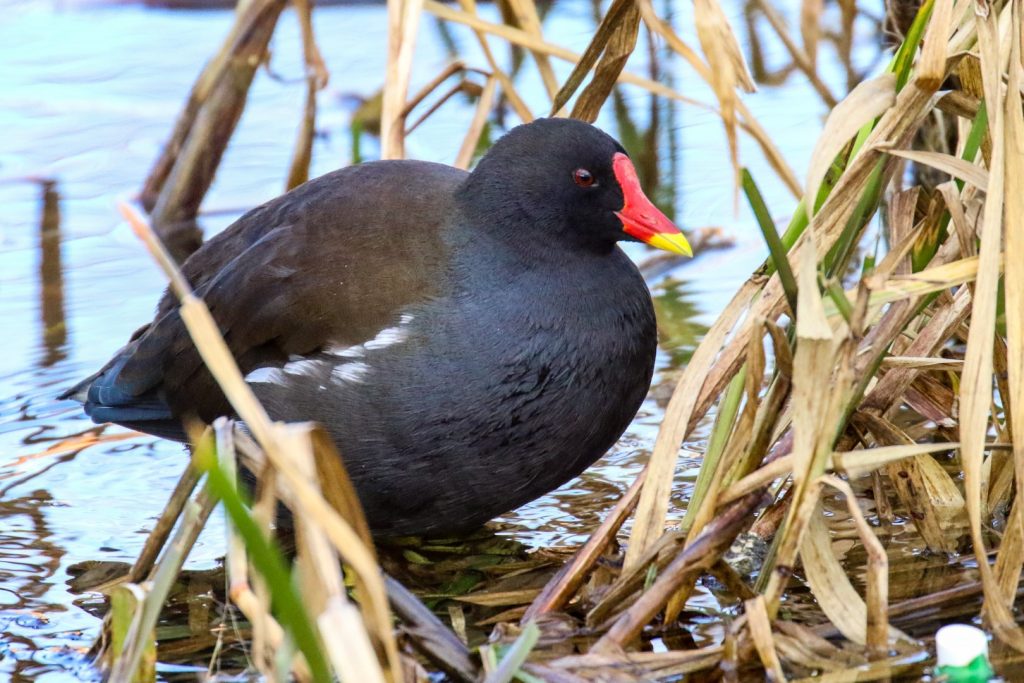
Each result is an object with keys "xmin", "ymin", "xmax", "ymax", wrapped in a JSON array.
[{"xmin": 60, "ymin": 0, "xmax": 1024, "ymax": 680}]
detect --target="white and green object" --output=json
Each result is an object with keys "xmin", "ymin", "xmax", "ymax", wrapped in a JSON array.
[{"xmin": 935, "ymin": 624, "xmax": 994, "ymax": 682}]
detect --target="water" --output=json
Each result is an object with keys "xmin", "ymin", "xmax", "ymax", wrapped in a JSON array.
[{"xmin": 0, "ymin": 0, "xmax": 884, "ymax": 678}]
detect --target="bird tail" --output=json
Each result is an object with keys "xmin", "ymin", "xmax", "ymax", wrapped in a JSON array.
[{"xmin": 60, "ymin": 359, "xmax": 187, "ymax": 442}]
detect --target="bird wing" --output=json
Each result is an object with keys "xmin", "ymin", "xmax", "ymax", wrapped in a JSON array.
[{"xmin": 78, "ymin": 160, "xmax": 466, "ymax": 430}]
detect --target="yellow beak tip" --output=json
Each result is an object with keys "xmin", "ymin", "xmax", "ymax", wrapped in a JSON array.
[{"xmin": 646, "ymin": 232, "xmax": 693, "ymax": 258}]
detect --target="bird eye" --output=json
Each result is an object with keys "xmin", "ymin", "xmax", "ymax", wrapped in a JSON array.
[{"xmin": 573, "ymin": 168, "xmax": 595, "ymax": 187}]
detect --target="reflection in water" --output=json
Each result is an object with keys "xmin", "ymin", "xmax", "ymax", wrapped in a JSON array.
[
  {"xmin": 38, "ymin": 180, "xmax": 67, "ymax": 368},
  {"xmin": 612, "ymin": 87, "xmax": 670, "ymax": 213},
  {"xmin": 652, "ymin": 277, "xmax": 707, "ymax": 372},
  {"xmin": 0, "ymin": 494, "xmax": 84, "ymax": 683},
  {"xmin": 742, "ymin": 0, "xmax": 883, "ymax": 93}
]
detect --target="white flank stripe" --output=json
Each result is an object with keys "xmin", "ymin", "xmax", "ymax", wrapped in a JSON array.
[
  {"xmin": 333, "ymin": 362, "xmax": 371, "ymax": 384},
  {"xmin": 282, "ymin": 358, "xmax": 325, "ymax": 377},
  {"xmin": 245, "ymin": 366, "xmax": 283, "ymax": 384},
  {"xmin": 326, "ymin": 314, "xmax": 415, "ymax": 356}
]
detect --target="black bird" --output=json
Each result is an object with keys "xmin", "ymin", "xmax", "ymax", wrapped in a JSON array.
[{"xmin": 65, "ymin": 118, "xmax": 692, "ymax": 536}]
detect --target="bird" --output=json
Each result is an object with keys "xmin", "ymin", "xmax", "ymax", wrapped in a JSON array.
[{"xmin": 64, "ymin": 117, "xmax": 692, "ymax": 537}]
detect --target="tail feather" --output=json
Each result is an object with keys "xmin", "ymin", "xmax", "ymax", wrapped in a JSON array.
[
  {"xmin": 62, "ymin": 354, "xmax": 185, "ymax": 442},
  {"xmin": 58, "ymin": 370, "xmax": 102, "ymax": 402}
]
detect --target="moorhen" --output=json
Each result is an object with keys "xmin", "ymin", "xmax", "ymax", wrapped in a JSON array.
[{"xmin": 65, "ymin": 118, "xmax": 691, "ymax": 536}]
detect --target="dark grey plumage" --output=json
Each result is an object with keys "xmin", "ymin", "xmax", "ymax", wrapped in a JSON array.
[{"xmin": 66, "ymin": 118, "xmax": 660, "ymax": 536}]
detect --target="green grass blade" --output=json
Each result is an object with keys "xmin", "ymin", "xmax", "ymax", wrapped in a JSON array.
[
  {"xmin": 961, "ymin": 99, "xmax": 988, "ymax": 166},
  {"xmin": 743, "ymin": 169, "xmax": 798, "ymax": 316},
  {"xmin": 484, "ymin": 621, "xmax": 541, "ymax": 683},
  {"xmin": 823, "ymin": 277, "xmax": 854, "ymax": 325},
  {"xmin": 825, "ymin": 159, "xmax": 886, "ymax": 278},
  {"xmin": 890, "ymin": 0, "xmax": 936, "ymax": 90},
  {"xmin": 194, "ymin": 439, "xmax": 333, "ymax": 683},
  {"xmin": 680, "ymin": 366, "xmax": 747, "ymax": 534}
]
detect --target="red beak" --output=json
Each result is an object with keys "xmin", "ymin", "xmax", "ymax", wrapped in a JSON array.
[{"xmin": 612, "ymin": 153, "xmax": 692, "ymax": 257}]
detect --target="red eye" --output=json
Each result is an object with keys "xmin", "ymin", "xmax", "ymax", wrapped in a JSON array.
[{"xmin": 573, "ymin": 168, "xmax": 595, "ymax": 187}]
